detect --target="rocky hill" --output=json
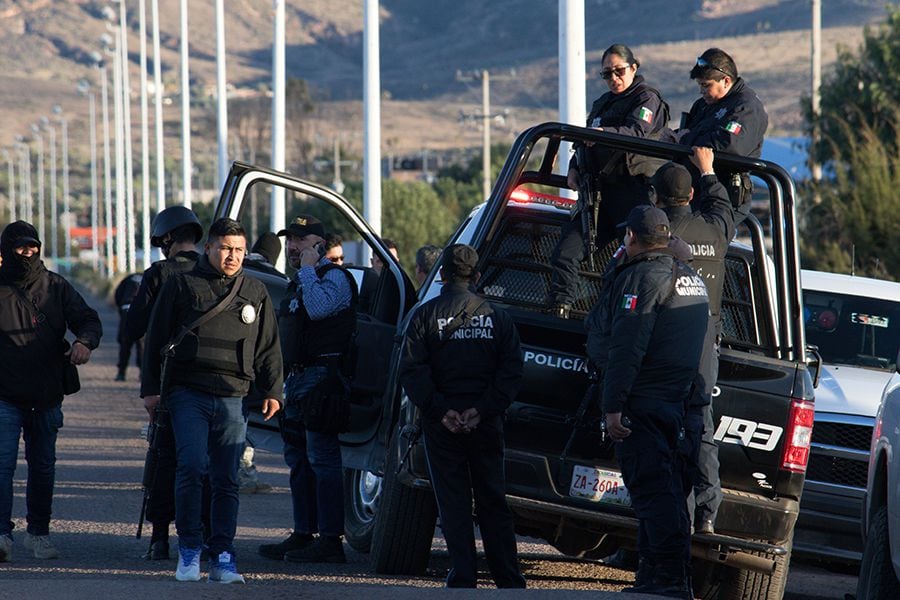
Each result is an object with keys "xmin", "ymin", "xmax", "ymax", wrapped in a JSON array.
[{"xmin": 0, "ymin": 0, "xmax": 890, "ymax": 168}]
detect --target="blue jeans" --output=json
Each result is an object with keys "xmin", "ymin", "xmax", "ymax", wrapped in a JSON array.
[
  {"xmin": 167, "ymin": 387, "xmax": 246, "ymax": 555},
  {"xmin": 282, "ymin": 369, "xmax": 344, "ymax": 537},
  {"xmin": 0, "ymin": 399, "xmax": 64, "ymax": 537}
]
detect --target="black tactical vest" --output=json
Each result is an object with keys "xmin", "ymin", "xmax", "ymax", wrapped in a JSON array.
[
  {"xmin": 665, "ymin": 205, "xmax": 728, "ymax": 323},
  {"xmin": 279, "ymin": 263, "xmax": 358, "ymax": 367}
]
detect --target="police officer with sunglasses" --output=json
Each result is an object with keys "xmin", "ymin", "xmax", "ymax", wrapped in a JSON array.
[
  {"xmin": 676, "ymin": 48, "xmax": 768, "ymax": 214},
  {"xmin": 548, "ymin": 43, "xmax": 671, "ymax": 319}
]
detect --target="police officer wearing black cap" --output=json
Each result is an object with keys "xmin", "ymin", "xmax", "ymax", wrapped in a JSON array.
[
  {"xmin": 258, "ymin": 214, "xmax": 358, "ymax": 564},
  {"xmin": 400, "ymin": 244, "xmax": 526, "ymax": 589},
  {"xmin": 142, "ymin": 218, "xmax": 282, "ymax": 583},
  {"xmin": 586, "ymin": 206, "xmax": 709, "ymax": 599},
  {"xmin": 651, "ymin": 148, "xmax": 740, "ymax": 535},
  {"xmin": 677, "ymin": 48, "xmax": 768, "ymax": 212},
  {"xmin": 125, "ymin": 204, "xmax": 203, "ymax": 560}
]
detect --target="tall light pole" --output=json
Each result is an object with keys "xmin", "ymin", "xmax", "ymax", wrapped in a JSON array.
[
  {"xmin": 79, "ymin": 79, "xmax": 101, "ymax": 274},
  {"xmin": 215, "ymin": 0, "xmax": 229, "ymax": 191},
  {"xmin": 31, "ymin": 125, "xmax": 45, "ymax": 250},
  {"xmin": 363, "ymin": 0, "xmax": 382, "ymax": 238},
  {"xmin": 138, "ymin": 0, "xmax": 151, "ymax": 269},
  {"xmin": 117, "ymin": 0, "xmax": 136, "ymax": 273},
  {"xmin": 109, "ymin": 20, "xmax": 127, "ymax": 274},
  {"xmin": 15, "ymin": 139, "xmax": 32, "ymax": 223},
  {"xmin": 180, "ymin": 0, "xmax": 192, "ymax": 208},
  {"xmin": 271, "ymin": 0, "xmax": 285, "ymax": 270},
  {"xmin": 41, "ymin": 117, "xmax": 58, "ymax": 263},
  {"xmin": 98, "ymin": 52, "xmax": 115, "ymax": 279},
  {"xmin": 53, "ymin": 107, "xmax": 71, "ymax": 270},
  {"xmin": 559, "ymin": 0, "xmax": 585, "ymax": 195},
  {"xmin": 2, "ymin": 149, "xmax": 14, "ymax": 222},
  {"xmin": 150, "ymin": 0, "xmax": 165, "ymax": 212},
  {"xmin": 811, "ymin": 0, "xmax": 822, "ymax": 185}
]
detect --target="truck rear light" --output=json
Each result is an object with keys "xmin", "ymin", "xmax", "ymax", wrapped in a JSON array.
[
  {"xmin": 781, "ymin": 398, "xmax": 815, "ymax": 472},
  {"xmin": 509, "ymin": 186, "xmax": 577, "ymax": 209}
]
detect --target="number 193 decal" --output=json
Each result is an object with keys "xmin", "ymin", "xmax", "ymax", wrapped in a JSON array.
[{"xmin": 713, "ymin": 416, "xmax": 783, "ymax": 451}]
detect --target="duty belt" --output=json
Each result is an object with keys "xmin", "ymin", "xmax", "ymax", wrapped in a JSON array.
[{"xmin": 288, "ymin": 354, "xmax": 341, "ymax": 374}]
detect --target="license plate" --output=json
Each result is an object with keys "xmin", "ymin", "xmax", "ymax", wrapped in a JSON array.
[{"xmin": 569, "ymin": 465, "xmax": 631, "ymax": 506}]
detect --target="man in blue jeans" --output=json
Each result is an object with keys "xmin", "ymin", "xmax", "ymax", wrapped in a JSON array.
[
  {"xmin": 0, "ymin": 221, "xmax": 102, "ymax": 561},
  {"xmin": 142, "ymin": 218, "xmax": 282, "ymax": 583},
  {"xmin": 258, "ymin": 214, "xmax": 357, "ymax": 564}
]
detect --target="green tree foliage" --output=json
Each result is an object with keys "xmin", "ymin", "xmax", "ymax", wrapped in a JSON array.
[{"xmin": 800, "ymin": 8, "xmax": 900, "ymax": 280}]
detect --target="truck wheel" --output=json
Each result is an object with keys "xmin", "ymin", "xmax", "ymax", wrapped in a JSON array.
[
  {"xmin": 369, "ymin": 430, "xmax": 437, "ymax": 575},
  {"xmin": 343, "ymin": 468, "xmax": 382, "ymax": 553},
  {"xmin": 857, "ymin": 506, "xmax": 899, "ymax": 600},
  {"xmin": 717, "ymin": 541, "xmax": 792, "ymax": 600}
]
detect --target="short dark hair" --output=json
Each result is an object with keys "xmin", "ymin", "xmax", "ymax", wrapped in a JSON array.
[
  {"xmin": 383, "ymin": 238, "xmax": 397, "ymax": 251},
  {"xmin": 602, "ymin": 43, "xmax": 639, "ymax": 69},
  {"xmin": 208, "ymin": 217, "xmax": 246, "ymax": 241},
  {"xmin": 415, "ymin": 244, "xmax": 441, "ymax": 274},
  {"xmin": 633, "ymin": 230, "xmax": 670, "ymax": 248},
  {"xmin": 325, "ymin": 233, "xmax": 343, "ymax": 251},
  {"xmin": 690, "ymin": 48, "xmax": 738, "ymax": 81}
]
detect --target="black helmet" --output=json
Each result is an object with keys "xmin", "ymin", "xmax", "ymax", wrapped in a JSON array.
[{"xmin": 150, "ymin": 206, "xmax": 202, "ymax": 248}]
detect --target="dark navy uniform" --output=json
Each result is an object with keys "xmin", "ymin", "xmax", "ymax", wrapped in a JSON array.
[
  {"xmin": 679, "ymin": 78, "xmax": 767, "ymax": 209},
  {"xmin": 126, "ymin": 250, "xmax": 199, "ymax": 540},
  {"xmin": 662, "ymin": 173, "xmax": 737, "ymax": 531},
  {"xmin": 586, "ymin": 247, "xmax": 709, "ymax": 595},
  {"xmin": 400, "ymin": 279, "xmax": 525, "ymax": 588},
  {"xmin": 550, "ymin": 75, "xmax": 670, "ymax": 308},
  {"xmin": 114, "ymin": 273, "xmax": 144, "ymax": 380}
]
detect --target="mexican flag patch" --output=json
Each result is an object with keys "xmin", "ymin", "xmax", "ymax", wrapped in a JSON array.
[
  {"xmin": 622, "ymin": 294, "xmax": 638, "ymax": 311},
  {"xmin": 724, "ymin": 121, "xmax": 742, "ymax": 135},
  {"xmin": 638, "ymin": 107, "xmax": 654, "ymax": 124}
]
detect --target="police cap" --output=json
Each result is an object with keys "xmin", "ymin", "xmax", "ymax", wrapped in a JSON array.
[
  {"xmin": 277, "ymin": 215, "xmax": 326, "ymax": 239},
  {"xmin": 441, "ymin": 244, "xmax": 478, "ymax": 279},
  {"xmin": 651, "ymin": 162, "xmax": 693, "ymax": 205}
]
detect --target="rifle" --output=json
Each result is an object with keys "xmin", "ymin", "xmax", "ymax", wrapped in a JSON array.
[
  {"xmin": 574, "ymin": 145, "xmax": 601, "ymax": 272},
  {"xmin": 136, "ymin": 343, "xmax": 176, "ymax": 539},
  {"xmin": 559, "ymin": 370, "xmax": 603, "ymax": 465}
]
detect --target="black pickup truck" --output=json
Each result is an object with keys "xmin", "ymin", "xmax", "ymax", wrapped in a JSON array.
[{"xmin": 215, "ymin": 122, "xmax": 816, "ymax": 600}]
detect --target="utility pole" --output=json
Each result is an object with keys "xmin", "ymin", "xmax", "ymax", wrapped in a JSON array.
[
  {"xmin": 363, "ymin": 0, "xmax": 382, "ymax": 237},
  {"xmin": 31, "ymin": 125, "xmax": 45, "ymax": 251},
  {"xmin": 139, "ymin": 0, "xmax": 151, "ymax": 269},
  {"xmin": 2, "ymin": 150, "xmax": 14, "ymax": 223},
  {"xmin": 559, "ymin": 0, "xmax": 585, "ymax": 193},
  {"xmin": 216, "ymin": 0, "xmax": 229, "ymax": 192},
  {"xmin": 456, "ymin": 69, "xmax": 515, "ymax": 201},
  {"xmin": 180, "ymin": 0, "xmax": 192, "ymax": 208},
  {"xmin": 151, "ymin": 0, "xmax": 165, "ymax": 212},
  {"xmin": 810, "ymin": 0, "xmax": 822, "ymax": 186},
  {"xmin": 42, "ymin": 118, "xmax": 58, "ymax": 263},
  {"xmin": 271, "ymin": 0, "xmax": 286, "ymax": 271}
]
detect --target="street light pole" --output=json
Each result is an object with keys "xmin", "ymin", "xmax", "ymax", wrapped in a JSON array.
[
  {"xmin": 80, "ymin": 79, "xmax": 101, "ymax": 274},
  {"xmin": 118, "ymin": 0, "xmax": 136, "ymax": 273},
  {"xmin": 53, "ymin": 107, "xmax": 71, "ymax": 270},
  {"xmin": 2, "ymin": 150, "xmax": 14, "ymax": 222},
  {"xmin": 139, "ymin": 0, "xmax": 151, "ymax": 269},
  {"xmin": 180, "ymin": 0, "xmax": 192, "ymax": 208},
  {"xmin": 100, "ymin": 59, "xmax": 114, "ymax": 278},
  {"xmin": 41, "ymin": 118, "xmax": 58, "ymax": 263},
  {"xmin": 31, "ymin": 125, "xmax": 45, "ymax": 251},
  {"xmin": 215, "ymin": 0, "xmax": 229, "ymax": 191},
  {"xmin": 363, "ymin": 0, "xmax": 382, "ymax": 237},
  {"xmin": 150, "ymin": 0, "xmax": 165, "ymax": 212},
  {"xmin": 271, "ymin": 0, "xmax": 285, "ymax": 270}
]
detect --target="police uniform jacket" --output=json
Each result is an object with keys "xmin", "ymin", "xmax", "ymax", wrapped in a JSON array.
[
  {"xmin": 125, "ymin": 250, "xmax": 199, "ymax": 341},
  {"xmin": 140, "ymin": 255, "xmax": 283, "ymax": 404},
  {"xmin": 400, "ymin": 281, "xmax": 523, "ymax": 421},
  {"xmin": 662, "ymin": 174, "xmax": 735, "ymax": 323},
  {"xmin": 570, "ymin": 75, "xmax": 671, "ymax": 179},
  {"xmin": 0, "ymin": 267, "xmax": 102, "ymax": 410},
  {"xmin": 585, "ymin": 249, "xmax": 709, "ymax": 414},
  {"xmin": 680, "ymin": 78, "xmax": 767, "ymax": 159}
]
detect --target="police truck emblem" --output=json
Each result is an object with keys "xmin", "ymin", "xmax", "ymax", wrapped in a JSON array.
[{"xmin": 241, "ymin": 304, "xmax": 257, "ymax": 324}]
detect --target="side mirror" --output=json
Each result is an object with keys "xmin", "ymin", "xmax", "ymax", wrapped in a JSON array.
[{"xmin": 806, "ymin": 344, "xmax": 822, "ymax": 388}]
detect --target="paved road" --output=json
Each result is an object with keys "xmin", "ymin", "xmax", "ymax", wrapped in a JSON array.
[{"xmin": 0, "ymin": 289, "xmax": 858, "ymax": 599}]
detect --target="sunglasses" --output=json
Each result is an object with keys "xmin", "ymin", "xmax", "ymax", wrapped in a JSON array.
[
  {"xmin": 695, "ymin": 57, "xmax": 731, "ymax": 79},
  {"xmin": 328, "ymin": 255, "xmax": 344, "ymax": 263},
  {"xmin": 601, "ymin": 65, "xmax": 631, "ymax": 80}
]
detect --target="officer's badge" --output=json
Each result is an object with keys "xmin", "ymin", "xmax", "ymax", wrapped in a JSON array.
[
  {"xmin": 590, "ymin": 116, "xmax": 602, "ymax": 128},
  {"xmin": 714, "ymin": 108, "xmax": 727, "ymax": 120},
  {"xmin": 622, "ymin": 294, "xmax": 638, "ymax": 311},
  {"xmin": 241, "ymin": 304, "xmax": 257, "ymax": 324},
  {"xmin": 288, "ymin": 297, "xmax": 300, "ymax": 313}
]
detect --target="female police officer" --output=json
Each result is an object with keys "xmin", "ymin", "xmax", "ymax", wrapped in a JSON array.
[{"xmin": 548, "ymin": 43, "xmax": 670, "ymax": 317}]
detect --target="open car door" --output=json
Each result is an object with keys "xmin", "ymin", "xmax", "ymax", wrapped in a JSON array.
[{"xmin": 214, "ymin": 162, "xmax": 418, "ymax": 461}]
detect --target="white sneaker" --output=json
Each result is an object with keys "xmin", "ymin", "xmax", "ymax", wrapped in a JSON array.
[
  {"xmin": 24, "ymin": 533, "xmax": 59, "ymax": 559},
  {"xmin": 175, "ymin": 545, "xmax": 202, "ymax": 582},
  {"xmin": 208, "ymin": 551, "xmax": 245, "ymax": 584},
  {"xmin": 0, "ymin": 534, "xmax": 12, "ymax": 562}
]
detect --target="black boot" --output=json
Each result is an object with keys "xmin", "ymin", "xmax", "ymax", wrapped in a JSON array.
[
  {"xmin": 284, "ymin": 535, "xmax": 346, "ymax": 564},
  {"xmin": 637, "ymin": 559, "xmax": 693, "ymax": 599},
  {"xmin": 115, "ymin": 368, "xmax": 127, "ymax": 382},
  {"xmin": 144, "ymin": 525, "xmax": 170, "ymax": 560}
]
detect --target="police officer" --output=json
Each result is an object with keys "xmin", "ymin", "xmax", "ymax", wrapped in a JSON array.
[
  {"xmin": 400, "ymin": 244, "xmax": 525, "ymax": 589},
  {"xmin": 142, "ymin": 218, "xmax": 283, "ymax": 583},
  {"xmin": 586, "ymin": 207, "xmax": 709, "ymax": 598},
  {"xmin": 125, "ymin": 205, "xmax": 203, "ymax": 560},
  {"xmin": 0, "ymin": 221, "xmax": 102, "ymax": 561},
  {"xmin": 651, "ymin": 149, "xmax": 741, "ymax": 535},
  {"xmin": 258, "ymin": 214, "xmax": 357, "ymax": 564},
  {"xmin": 113, "ymin": 272, "xmax": 143, "ymax": 381},
  {"xmin": 548, "ymin": 43, "xmax": 670, "ymax": 318},
  {"xmin": 677, "ymin": 48, "xmax": 768, "ymax": 211}
]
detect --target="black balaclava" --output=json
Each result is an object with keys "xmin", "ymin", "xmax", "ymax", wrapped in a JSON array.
[{"xmin": 0, "ymin": 221, "xmax": 46, "ymax": 286}]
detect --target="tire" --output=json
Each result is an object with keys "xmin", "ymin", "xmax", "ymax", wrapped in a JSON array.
[
  {"xmin": 343, "ymin": 467, "xmax": 383, "ymax": 553},
  {"xmin": 717, "ymin": 541, "xmax": 792, "ymax": 600},
  {"xmin": 369, "ymin": 429, "xmax": 438, "ymax": 575},
  {"xmin": 857, "ymin": 506, "xmax": 899, "ymax": 600}
]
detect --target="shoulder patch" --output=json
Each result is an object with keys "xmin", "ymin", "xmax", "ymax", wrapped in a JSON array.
[
  {"xmin": 638, "ymin": 107, "xmax": 653, "ymax": 123},
  {"xmin": 621, "ymin": 294, "xmax": 638, "ymax": 311},
  {"xmin": 724, "ymin": 121, "xmax": 742, "ymax": 135}
]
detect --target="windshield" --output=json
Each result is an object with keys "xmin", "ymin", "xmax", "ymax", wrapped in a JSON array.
[{"xmin": 804, "ymin": 290, "xmax": 899, "ymax": 371}]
